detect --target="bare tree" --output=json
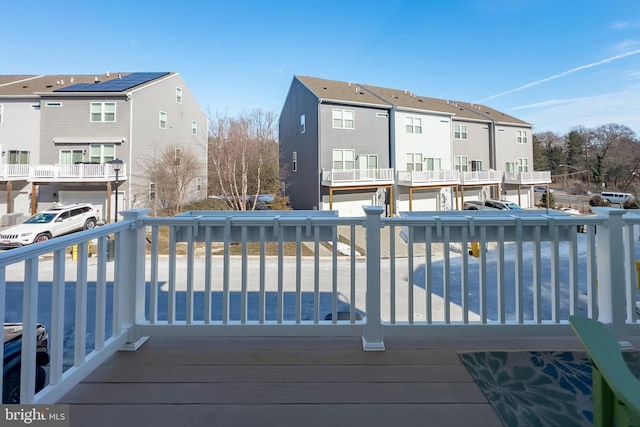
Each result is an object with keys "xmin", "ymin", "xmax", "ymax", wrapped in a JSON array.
[
  {"xmin": 208, "ymin": 109, "xmax": 279, "ymax": 210},
  {"xmin": 138, "ymin": 143, "xmax": 203, "ymax": 215}
]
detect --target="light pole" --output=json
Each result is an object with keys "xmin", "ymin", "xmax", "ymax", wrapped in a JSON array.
[{"xmin": 111, "ymin": 159, "xmax": 123, "ymax": 223}]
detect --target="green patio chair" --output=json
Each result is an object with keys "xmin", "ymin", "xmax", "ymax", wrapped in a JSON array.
[{"xmin": 569, "ymin": 315, "xmax": 640, "ymax": 427}]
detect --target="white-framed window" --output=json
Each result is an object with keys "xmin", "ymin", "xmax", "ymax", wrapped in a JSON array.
[
  {"xmin": 333, "ymin": 149, "xmax": 355, "ymax": 169},
  {"xmin": 159, "ymin": 111, "xmax": 167, "ymax": 129},
  {"xmin": 176, "ymin": 87, "xmax": 182, "ymax": 104},
  {"xmin": 470, "ymin": 160, "xmax": 483, "ymax": 171},
  {"xmin": 426, "ymin": 157, "xmax": 441, "ymax": 171},
  {"xmin": 454, "ymin": 124, "xmax": 468, "ymax": 140},
  {"xmin": 300, "ymin": 114, "xmax": 305, "ymax": 133},
  {"xmin": 292, "ymin": 151, "xmax": 297, "ymax": 172},
  {"xmin": 332, "ymin": 109, "xmax": 354, "ymax": 129},
  {"xmin": 60, "ymin": 149, "xmax": 83, "ymax": 165},
  {"xmin": 90, "ymin": 144, "xmax": 115, "ymax": 163},
  {"xmin": 505, "ymin": 162, "xmax": 516, "ymax": 173},
  {"xmin": 196, "ymin": 178, "xmax": 202, "ymax": 191},
  {"xmin": 517, "ymin": 157, "xmax": 529, "ymax": 172},
  {"xmin": 405, "ymin": 117, "xmax": 422, "ymax": 134},
  {"xmin": 191, "ymin": 121, "xmax": 197, "ymax": 135},
  {"xmin": 90, "ymin": 102, "xmax": 116, "ymax": 122},
  {"xmin": 45, "ymin": 102, "xmax": 62, "ymax": 107},
  {"xmin": 149, "ymin": 183, "xmax": 156, "ymax": 200},
  {"xmin": 406, "ymin": 153, "xmax": 423, "ymax": 171},
  {"xmin": 359, "ymin": 154, "xmax": 378, "ymax": 169},
  {"xmin": 517, "ymin": 130, "xmax": 528, "ymax": 144},
  {"xmin": 454, "ymin": 155, "xmax": 468, "ymax": 172},
  {"xmin": 8, "ymin": 150, "xmax": 29, "ymax": 164},
  {"xmin": 175, "ymin": 147, "xmax": 182, "ymax": 165}
]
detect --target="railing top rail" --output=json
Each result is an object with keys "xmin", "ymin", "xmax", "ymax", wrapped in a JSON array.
[
  {"xmin": 0, "ymin": 221, "xmax": 131, "ymax": 267},
  {"xmin": 142, "ymin": 214, "xmax": 366, "ymax": 228}
]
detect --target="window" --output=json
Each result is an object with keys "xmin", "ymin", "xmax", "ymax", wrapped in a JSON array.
[
  {"xmin": 192, "ymin": 121, "xmax": 197, "ymax": 135},
  {"xmin": 300, "ymin": 114, "xmax": 305, "ymax": 133},
  {"xmin": 149, "ymin": 183, "xmax": 156, "ymax": 200},
  {"xmin": 517, "ymin": 158, "xmax": 529, "ymax": 172},
  {"xmin": 8, "ymin": 150, "xmax": 29, "ymax": 164},
  {"xmin": 332, "ymin": 109, "xmax": 354, "ymax": 129},
  {"xmin": 405, "ymin": 117, "xmax": 422, "ymax": 134},
  {"xmin": 359, "ymin": 155, "xmax": 378, "ymax": 169},
  {"xmin": 333, "ymin": 149, "xmax": 355, "ymax": 169},
  {"xmin": 470, "ymin": 160, "xmax": 483, "ymax": 171},
  {"xmin": 90, "ymin": 144, "xmax": 115, "ymax": 163},
  {"xmin": 175, "ymin": 148, "xmax": 182, "ymax": 166},
  {"xmin": 517, "ymin": 130, "xmax": 528, "ymax": 144},
  {"xmin": 45, "ymin": 102, "xmax": 62, "ymax": 107},
  {"xmin": 60, "ymin": 150, "xmax": 83, "ymax": 165},
  {"xmin": 159, "ymin": 111, "xmax": 167, "ymax": 129},
  {"xmin": 292, "ymin": 151, "xmax": 297, "ymax": 172},
  {"xmin": 505, "ymin": 162, "xmax": 515, "ymax": 173},
  {"xmin": 90, "ymin": 102, "xmax": 116, "ymax": 122},
  {"xmin": 454, "ymin": 155, "xmax": 468, "ymax": 172},
  {"xmin": 454, "ymin": 124, "xmax": 468, "ymax": 140},
  {"xmin": 176, "ymin": 87, "xmax": 182, "ymax": 104},
  {"xmin": 406, "ymin": 153, "xmax": 423, "ymax": 171},
  {"xmin": 196, "ymin": 178, "xmax": 202, "ymax": 191},
  {"xmin": 426, "ymin": 158, "xmax": 441, "ymax": 171}
]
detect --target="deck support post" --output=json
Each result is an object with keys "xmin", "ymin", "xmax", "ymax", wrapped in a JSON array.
[
  {"xmin": 362, "ymin": 205, "xmax": 385, "ymax": 351},
  {"xmin": 594, "ymin": 208, "xmax": 628, "ymax": 343},
  {"xmin": 119, "ymin": 209, "xmax": 151, "ymax": 350}
]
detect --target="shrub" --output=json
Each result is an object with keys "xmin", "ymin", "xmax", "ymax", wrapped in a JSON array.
[
  {"xmin": 540, "ymin": 191, "xmax": 555, "ymax": 208},
  {"xmin": 624, "ymin": 198, "xmax": 640, "ymax": 209},
  {"xmin": 589, "ymin": 195, "xmax": 610, "ymax": 207}
]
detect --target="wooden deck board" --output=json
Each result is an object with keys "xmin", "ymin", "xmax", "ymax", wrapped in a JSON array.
[{"xmin": 59, "ymin": 335, "xmax": 600, "ymax": 427}]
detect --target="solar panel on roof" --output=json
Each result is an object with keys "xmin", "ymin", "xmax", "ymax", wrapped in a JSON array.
[{"xmin": 54, "ymin": 72, "xmax": 170, "ymax": 92}]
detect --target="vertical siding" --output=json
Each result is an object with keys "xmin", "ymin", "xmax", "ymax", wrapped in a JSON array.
[
  {"xmin": 39, "ymin": 96, "xmax": 131, "ymax": 163},
  {"xmin": 318, "ymin": 103, "xmax": 390, "ymax": 170},
  {"xmin": 395, "ymin": 111, "xmax": 452, "ymax": 172},
  {"xmin": 451, "ymin": 120, "xmax": 491, "ymax": 170},
  {"xmin": 494, "ymin": 125, "xmax": 533, "ymax": 171},
  {"xmin": 279, "ymin": 78, "xmax": 320, "ymax": 210},
  {"xmin": 129, "ymin": 74, "xmax": 208, "ymax": 208},
  {"xmin": 0, "ymin": 98, "xmax": 41, "ymax": 163}
]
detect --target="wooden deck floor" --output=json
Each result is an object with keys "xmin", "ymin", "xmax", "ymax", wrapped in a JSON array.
[{"xmin": 58, "ymin": 335, "xmax": 594, "ymax": 427}]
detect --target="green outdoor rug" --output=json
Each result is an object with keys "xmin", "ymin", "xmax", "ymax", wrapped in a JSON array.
[{"xmin": 459, "ymin": 350, "xmax": 640, "ymax": 427}]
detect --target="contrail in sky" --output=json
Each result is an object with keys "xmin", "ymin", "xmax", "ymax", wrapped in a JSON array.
[{"xmin": 475, "ymin": 49, "xmax": 640, "ymax": 103}]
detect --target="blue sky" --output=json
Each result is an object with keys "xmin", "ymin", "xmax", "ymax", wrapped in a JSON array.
[{"xmin": 3, "ymin": 0, "xmax": 640, "ymax": 135}]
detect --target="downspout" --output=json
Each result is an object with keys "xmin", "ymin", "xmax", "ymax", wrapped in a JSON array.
[
  {"xmin": 389, "ymin": 107, "xmax": 397, "ymax": 216},
  {"xmin": 488, "ymin": 120, "xmax": 500, "ymax": 199},
  {"xmin": 127, "ymin": 92, "xmax": 134, "ymax": 209},
  {"xmin": 317, "ymin": 99, "xmax": 322, "ymax": 210}
]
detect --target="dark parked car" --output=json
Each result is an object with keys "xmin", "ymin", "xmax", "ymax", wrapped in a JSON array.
[{"xmin": 3, "ymin": 323, "xmax": 50, "ymax": 403}]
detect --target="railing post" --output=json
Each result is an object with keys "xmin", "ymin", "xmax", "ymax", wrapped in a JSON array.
[
  {"xmin": 594, "ymin": 208, "xmax": 628, "ymax": 341},
  {"xmin": 119, "ymin": 209, "xmax": 151, "ymax": 350},
  {"xmin": 362, "ymin": 205, "xmax": 385, "ymax": 351}
]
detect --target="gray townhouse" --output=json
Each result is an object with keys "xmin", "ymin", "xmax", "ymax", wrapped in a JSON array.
[
  {"xmin": 279, "ymin": 75, "xmax": 550, "ymax": 216},
  {"xmin": 0, "ymin": 72, "xmax": 208, "ymax": 222},
  {"xmin": 279, "ymin": 76, "xmax": 394, "ymax": 217}
]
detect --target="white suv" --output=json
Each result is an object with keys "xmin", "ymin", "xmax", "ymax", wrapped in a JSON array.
[{"xmin": 0, "ymin": 203, "xmax": 98, "ymax": 248}]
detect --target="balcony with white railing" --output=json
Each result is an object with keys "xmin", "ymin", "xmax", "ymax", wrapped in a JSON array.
[
  {"xmin": 0, "ymin": 163, "xmax": 127, "ymax": 182},
  {"xmin": 459, "ymin": 170, "xmax": 504, "ymax": 185},
  {"xmin": 397, "ymin": 170, "xmax": 460, "ymax": 187},
  {"xmin": 321, "ymin": 168, "xmax": 394, "ymax": 187},
  {"xmin": 3, "ymin": 206, "xmax": 640, "ymax": 424},
  {"xmin": 503, "ymin": 170, "xmax": 552, "ymax": 185},
  {"xmin": 30, "ymin": 163, "xmax": 127, "ymax": 182}
]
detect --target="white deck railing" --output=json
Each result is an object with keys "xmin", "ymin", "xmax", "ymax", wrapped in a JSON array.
[
  {"xmin": 0, "ymin": 163, "xmax": 127, "ymax": 181},
  {"xmin": 2, "ymin": 207, "xmax": 640, "ymax": 404},
  {"xmin": 397, "ymin": 170, "xmax": 460, "ymax": 186},
  {"xmin": 321, "ymin": 168, "xmax": 395, "ymax": 186}
]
